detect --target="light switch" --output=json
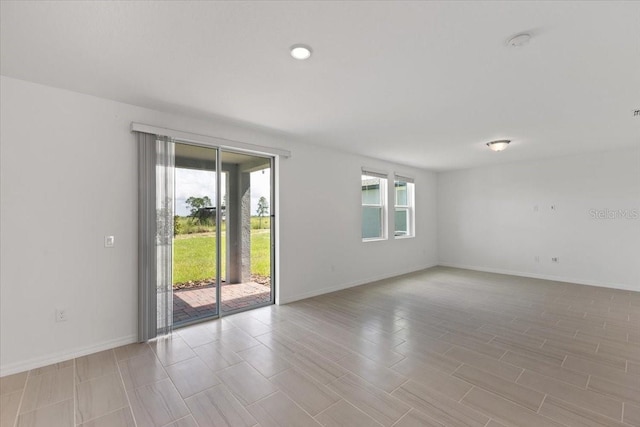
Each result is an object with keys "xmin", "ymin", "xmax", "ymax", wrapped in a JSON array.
[{"xmin": 104, "ymin": 235, "xmax": 115, "ymax": 248}]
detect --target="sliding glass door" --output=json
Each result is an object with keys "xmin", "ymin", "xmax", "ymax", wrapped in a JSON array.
[
  {"xmin": 219, "ymin": 151, "xmax": 273, "ymax": 314},
  {"xmin": 137, "ymin": 130, "xmax": 280, "ymax": 341},
  {"xmin": 172, "ymin": 142, "xmax": 274, "ymax": 327},
  {"xmin": 173, "ymin": 143, "xmax": 220, "ymax": 324}
]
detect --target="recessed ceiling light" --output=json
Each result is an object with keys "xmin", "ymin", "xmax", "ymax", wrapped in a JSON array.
[
  {"xmin": 290, "ymin": 44, "xmax": 312, "ymax": 60},
  {"xmin": 506, "ymin": 33, "xmax": 531, "ymax": 48},
  {"xmin": 486, "ymin": 140, "xmax": 511, "ymax": 152}
]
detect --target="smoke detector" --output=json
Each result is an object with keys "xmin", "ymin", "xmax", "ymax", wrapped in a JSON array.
[{"xmin": 506, "ymin": 33, "xmax": 531, "ymax": 48}]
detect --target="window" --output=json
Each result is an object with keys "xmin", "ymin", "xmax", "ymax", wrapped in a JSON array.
[
  {"xmin": 394, "ymin": 175, "xmax": 414, "ymax": 237},
  {"xmin": 361, "ymin": 170, "xmax": 387, "ymax": 240}
]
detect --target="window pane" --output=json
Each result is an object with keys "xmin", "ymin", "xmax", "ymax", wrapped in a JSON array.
[
  {"xmin": 362, "ymin": 175, "xmax": 381, "ymax": 204},
  {"xmin": 362, "ymin": 206, "xmax": 382, "ymax": 239},
  {"xmin": 395, "ymin": 181, "xmax": 408, "ymax": 206},
  {"xmin": 395, "ymin": 208, "xmax": 408, "ymax": 236}
]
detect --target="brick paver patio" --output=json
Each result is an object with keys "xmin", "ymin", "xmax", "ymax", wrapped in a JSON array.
[{"xmin": 173, "ymin": 281, "xmax": 271, "ymax": 324}]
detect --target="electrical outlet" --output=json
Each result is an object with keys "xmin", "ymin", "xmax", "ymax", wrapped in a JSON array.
[
  {"xmin": 55, "ymin": 308, "xmax": 68, "ymax": 322},
  {"xmin": 551, "ymin": 257, "xmax": 559, "ymax": 263},
  {"xmin": 551, "ymin": 204, "xmax": 558, "ymax": 212},
  {"xmin": 104, "ymin": 235, "xmax": 115, "ymax": 248}
]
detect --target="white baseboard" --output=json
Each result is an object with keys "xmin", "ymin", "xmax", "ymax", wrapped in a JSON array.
[
  {"xmin": 438, "ymin": 262, "xmax": 639, "ymax": 292},
  {"xmin": 277, "ymin": 263, "xmax": 438, "ymax": 305},
  {"xmin": 0, "ymin": 334, "xmax": 138, "ymax": 377}
]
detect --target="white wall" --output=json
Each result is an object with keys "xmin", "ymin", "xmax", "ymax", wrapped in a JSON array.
[
  {"xmin": 278, "ymin": 142, "xmax": 438, "ymax": 303},
  {"xmin": 2, "ymin": 74, "xmax": 637, "ymax": 376},
  {"xmin": 437, "ymin": 148, "xmax": 640, "ymax": 291},
  {"xmin": 0, "ymin": 76, "xmax": 438, "ymax": 375}
]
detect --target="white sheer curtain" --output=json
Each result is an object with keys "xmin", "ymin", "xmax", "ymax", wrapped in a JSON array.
[
  {"xmin": 137, "ymin": 132, "xmax": 174, "ymax": 341},
  {"xmin": 155, "ymin": 136, "xmax": 174, "ymax": 336}
]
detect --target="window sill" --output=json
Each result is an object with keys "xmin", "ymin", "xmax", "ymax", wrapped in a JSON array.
[
  {"xmin": 362, "ymin": 237, "xmax": 387, "ymax": 243},
  {"xmin": 394, "ymin": 235, "xmax": 415, "ymax": 240}
]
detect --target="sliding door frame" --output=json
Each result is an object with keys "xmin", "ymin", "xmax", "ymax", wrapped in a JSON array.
[
  {"xmin": 136, "ymin": 123, "xmax": 286, "ymax": 340},
  {"xmin": 172, "ymin": 140, "xmax": 276, "ymax": 322},
  {"xmin": 215, "ymin": 146, "xmax": 223, "ymax": 319},
  {"xmin": 216, "ymin": 148, "xmax": 276, "ymax": 316}
]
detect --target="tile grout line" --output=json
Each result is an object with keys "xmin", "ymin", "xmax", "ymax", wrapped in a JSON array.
[
  {"xmin": 313, "ymin": 399, "xmax": 342, "ymax": 420},
  {"xmin": 389, "ymin": 378, "xmax": 411, "ymax": 395},
  {"xmin": 560, "ymin": 354, "xmax": 568, "ymax": 367},
  {"xmin": 265, "ymin": 384, "xmax": 327, "ymax": 427},
  {"xmin": 73, "ymin": 358, "xmax": 77, "ymax": 426},
  {"xmin": 80, "ymin": 406, "xmax": 131, "ymax": 426},
  {"xmin": 9, "ymin": 390, "xmax": 75, "ymax": 422},
  {"xmin": 458, "ymin": 385, "xmax": 475, "ymax": 404},
  {"xmin": 497, "ymin": 348, "xmax": 508, "ymax": 360},
  {"xmin": 450, "ymin": 362, "xmax": 465, "ymax": 378},
  {"xmin": 387, "ymin": 357, "xmax": 404, "ymax": 370},
  {"xmin": 159, "ymin": 415, "xmax": 194, "ymax": 427},
  {"xmin": 389, "ymin": 408, "xmax": 412, "ymax": 427},
  {"xmin": 497, "ymin": 349, "xmax": 508, "ymax": 362},
  {"xmin": 546, "ymin": 392, "xmax": 626, "ymax": 425},
  {"xmin": 115, "ymin": 348, "xmax": 139, "ymax": 427},
  {"xmin": 11, "ymin": 372, "xmax": 29, "ymax": 427},
  {"xmin": 5, "ymin": 364, "xmax": 79, "ymax": 422},
  {"xmin": 536, "ymin": 393, "xmax": 548, "ymax": 414}
]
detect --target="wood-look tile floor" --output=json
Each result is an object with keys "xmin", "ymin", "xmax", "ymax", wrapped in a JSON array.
[{"xmin": 2, "ymin": 267, "xmax": 639, "ymax": 427}]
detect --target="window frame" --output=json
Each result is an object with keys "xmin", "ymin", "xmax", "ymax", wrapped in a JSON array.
[
  {"xmin": 394, "ymin": 175, "xmax": 415, "ymax": 239},
  {"xmin": 361, "ymin": 170, "xmax": 388, "ymax": 242}
]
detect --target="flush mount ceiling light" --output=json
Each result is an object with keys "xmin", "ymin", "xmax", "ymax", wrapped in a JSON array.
[
  {"xmin": 506, "ymin": 33, "xmax": 531, "ymax": 48},
  {"xmin": 290, "ymin": 44, "xmax": 312, "ymax": 60},
  {"xmin": 486, "ymin": 140, "xmax": 511, "ymax": 152}
]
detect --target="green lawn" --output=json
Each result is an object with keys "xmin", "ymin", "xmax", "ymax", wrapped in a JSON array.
[
  {"xmin": 173, "ymin": 230, "xmax": 271, "ymax": 284},
  {"xmin": 250, "ymin": 230, "xmax": 271, "ymax": 278}
]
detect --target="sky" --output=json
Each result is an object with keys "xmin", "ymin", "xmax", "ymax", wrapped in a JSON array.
[{"xmin": 174, "ymin": 167, "xmax": 271, "ymax": 217}]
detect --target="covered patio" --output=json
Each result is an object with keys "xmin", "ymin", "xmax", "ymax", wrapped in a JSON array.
[{"xmin": 173, "ymin": 281, "xmax": 271, "ymax": 324}]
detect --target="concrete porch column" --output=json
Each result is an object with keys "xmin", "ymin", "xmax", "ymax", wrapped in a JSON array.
[{"xmin": 225, "ymin": 164, "xmax": 251, "ymax": 283}]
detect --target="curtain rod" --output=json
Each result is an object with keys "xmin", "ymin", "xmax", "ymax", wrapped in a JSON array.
[{"xmin": 131, "ymin": 122, "xmax": 291, "ymax": 158}]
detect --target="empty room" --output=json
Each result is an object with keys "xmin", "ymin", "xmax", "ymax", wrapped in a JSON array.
[{"xmin": 1, "ymin": 1, "xmax": 639, "ymax": 427}]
